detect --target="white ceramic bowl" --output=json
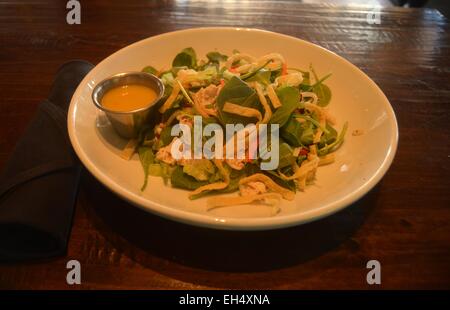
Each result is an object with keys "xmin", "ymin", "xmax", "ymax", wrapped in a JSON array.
[{"xmin": 68, "ymin": 27, "xmax": 398, "ymax": 230}]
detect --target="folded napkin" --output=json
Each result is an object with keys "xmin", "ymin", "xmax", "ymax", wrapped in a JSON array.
[{"xmin": 0, "ymin": 60, "xmax": 93, "ymax": 261}]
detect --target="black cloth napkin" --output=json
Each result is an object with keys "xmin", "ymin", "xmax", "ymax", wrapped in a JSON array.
[{"xmin": 0, "ymin": 60, "xmax": 94, "ymax": 261}]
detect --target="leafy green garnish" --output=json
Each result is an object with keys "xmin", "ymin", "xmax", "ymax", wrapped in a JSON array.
[
  {"xmin": 270, "ymin": 68, "xmax": 282, "ymax": 83},
  {"xmin": 241, "ymin": 59, "xmax": 271, "ymax": 80},
  {"xmin": 183, "ymin": 159, "xmax": 215, "ymax": 181},
  {"xmin": 176, "ymin": 80, "xmax": 196, "ymax": 107},
  {"xmin": 206, "ymin": 51, "xmax": 228, "ymax": 63},
  {"xmin": 278, "ymin": 142, "xmax": 296, "ymax": 169},
  {"xmin": 280, "ymin": 116, "xmax": 314, "ymax": 147},
  {"xmin": 264, "ymin": 170, "xmax": 296, "ymax": 192},
  {"xmin": 142, "ymin": 66, "xmax": 158, "ymax": 75},
  {"xmin": 318, "ymin": 122, "xmax": 348, "ymax": 156},
  {"xmin": 299, "ymin": 71, "xmax": 311, "ymax": 91},
  {"xmin": 300, "ymin": 121, "xmax": 315, "ymax": 145},
  {"xmin": 314, "ymin": 83, "xmax": 332, "ymax": 107},
  {"xmin": 138, "ymin": 147, "xmax": 155, "ymax": 191},
  {"xmin": 160, "ymin": 71, "xmax": 175, "ymax": 87},
  {"xmin": 159, "ymin": 125, "xmax": 174, "ymax": 147},
  {"xmin": 319, "ymin": 123, "xmax": 337, "ymax": 147},
  {"xmin": 293, "ymin": 114, "xmax": 330, "ymax": 134},
  {"xmin": 138, "ymin": 124, "xmax": 155, "ymax": 145},
  {"xmin": 170, "ymin": 166, "xmax": 209, "ymax": 190},
  {"xmin": 148, "ymin": 164, "xmax": 163, "ymax": 177},
  {"xmin": 281, "ymin": 117, "xmax": 303, "ymax": 147},
  {"xmin": 190, "ymin": 165, "xmax": 258, "ymax": 200},
  {"xmin": 245, "ymin": 69, "xmax": 271, "ymax": 85},
  {"xmin": 172, "ymin": 47, "xmax": 197, "ymax": 69},
  {"xmin": 270, "ymin": 86, "xmax": 301, "ymax": 127},
  {"xmin": 297, "ymin": 155, "xmax": 307, "ymax": 165},
  {"xmin": 310, "ymin": 66, "xmax": 332, "ymax": 107}
]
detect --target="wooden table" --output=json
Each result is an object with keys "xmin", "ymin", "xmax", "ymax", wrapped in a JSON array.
[{"xmin": 0, "ymin": 0, "xmax": 449, "ymax": 289}]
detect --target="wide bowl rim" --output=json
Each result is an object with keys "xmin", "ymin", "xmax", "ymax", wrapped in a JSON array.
[{"xmin": 68, "ymin": 27, "xmax": 399, "ymax": 231}]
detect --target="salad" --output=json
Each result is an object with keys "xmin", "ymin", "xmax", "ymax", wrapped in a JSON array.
[{"xmin": 124, "ymin": 48, "xmax": 348, "ymax": 213}]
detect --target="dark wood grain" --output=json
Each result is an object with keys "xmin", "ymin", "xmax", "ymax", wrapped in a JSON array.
[{"xmin": 0, "ymin": 0, "xmax": 449, "ymax": 289}]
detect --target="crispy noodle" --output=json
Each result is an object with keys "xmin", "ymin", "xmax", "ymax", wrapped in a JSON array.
[
  {"xmin": 223, "ymin": 102, "xmax": 262, "ymax": 122},
  {"xmin": 226, "ymin": 53, "xmax": 285, "ymax": 74},
  {"xmin": 266, "ymin": 84, "xmax": 282, "ymax": 108},
  {"xmin": 120, "ymin": 139, "xmax": 138, "ymax": 160},
  {"xmin": 253, "ymin": 83, "xmax": 272, "ymax": 124},
  {"xmin": 207, "ymin": 193, "xmax": 282, "ymax": 215},
  {"xmin": 225, "ymin": 54, "xmax": 256, "ymax": 73},
  {"xmin": 256, "ymin": 53, "xmax": 285, "ymax": 70},
  {"xmin": 239, "ymin": 174, "xmax": 295, "ymax": 201},
  {"xmin": 279, "ymin": 157, "xmax": 320, "ymax": 181},
  {"xmin": 303, "ymin": 101, "xmax": 327, "ymax": 144},
  {"xmin": 304, "ymin": 102, "xmax": 336, "ymax": 125},
  {"xmin": 319, "ymin": 153, "xmax": 335, "ymax": 166}
]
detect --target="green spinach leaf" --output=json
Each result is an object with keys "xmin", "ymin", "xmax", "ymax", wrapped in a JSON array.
[
  {"xmin": 142, "ymin": 66, "xmax": 158, "ymax": 75},
  {"xmin": 159, "ymin": 125, "xmax": 174, "ymax": 147},
  {"xmin": 264, "ymin": 170, "xmax": 296, "ymax": 192},
  {"xmin": 270, "ymin": 86, "xmax": 300, "ymax": 127},
  {"xmin": 170, "ymin": 166, "xmax": 209, "ymax": 191},
  {"xmin": 310, "ymin": 67, "xmax": 332, "ymax": 107},
  {"xmin": 300, "ymin": 121, "xmax": 315, "ymax": 145},
  {"xmin": 278, "ymin": 142, "xmax": 296, "ymax": 169},
  {"xmin": 245, "ymin": 69, "xmax": 271, "ymax": 85},
  {"xmin": 281, "ymin": 116, "xmax": 303, "ymax": 147},
  {"xmin": 314, "ymin": 83, "xmax": 332, "ymax": 107},
  {"xmin": 299, "ymin": 71, "xmax": 311, "ymax": 91},
  {"xmin": 319, "ymin": 123, "xmax": 337, "ymax": 147},
  {"xmin": 216, "ymin": 76, "xmax": 261, "ymax": 125},
  {"xmin": 206, "ymin": 51, "xmax": 228, "ymax": 63},
  {"xmin": 138, "ymin": 146, "xmax": 155, "ymax": 191},
  {"xmin": 172, "ymin": 47, "xmax": 197, "ymax": 69}
]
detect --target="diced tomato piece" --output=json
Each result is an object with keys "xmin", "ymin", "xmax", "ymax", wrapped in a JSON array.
[
  {"xmin": 281, "ymin": 62, "xmax": 288, "ymax": 75},
  {"xmin": 299, "ymin": 148, "xmax": 309, "ymax": 156}
]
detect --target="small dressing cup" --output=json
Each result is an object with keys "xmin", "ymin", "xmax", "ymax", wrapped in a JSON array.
[{"xmin": 92, "ymin": 72, "xmax": 164, "ymax": 139}]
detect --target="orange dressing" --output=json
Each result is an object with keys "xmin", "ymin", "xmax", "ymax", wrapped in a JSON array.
[{"xmin": 101, "ymin": 84, "xmax": 157, "ymax": 112}]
